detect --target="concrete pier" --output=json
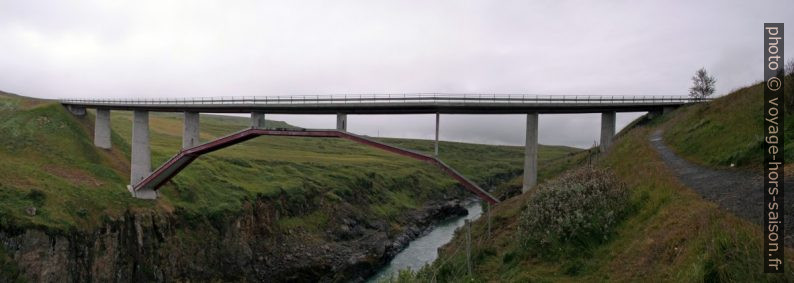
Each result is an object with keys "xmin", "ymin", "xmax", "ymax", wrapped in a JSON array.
[
  {"xmin": 600, "ymin": 111, "xmax": 616, "ymax": 152},
  {"xmin": 663, "ymin": 106, "xmax": 674, "ymax": 115},
  {"xmin": 336, "ymin": 114, "xmax": 347, "ymax": 131},
  {"xmin": 94, "ymin": 109, "xmax": 111, "ymax": 149},
  {"xmin": 251, "ymin": 112, "xmax": 266, "ymax": 129},
  {"xmin": 130, "ymin": 110, "xmax": 156, "ymax": 199},
  {"xmin": 182, "ymin": 112, "xmax": 200, "ymax": 149},
  {"xmin": 523, "ymin": 113, "xmax": 538, "ymax": 193},
  {"xmin": 435, "ymin": 113, "xmax": 440, "ymax": 156}
]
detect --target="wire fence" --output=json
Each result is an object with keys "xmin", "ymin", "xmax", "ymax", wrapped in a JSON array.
[{"xmin": 59, "ymin": 94, "xmax": 704, "ymax": 106}]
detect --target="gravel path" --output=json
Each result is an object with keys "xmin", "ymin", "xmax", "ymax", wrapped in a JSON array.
[{"xmin": 649, "ymin": 130, "xmax": 792, "ymax": 243}]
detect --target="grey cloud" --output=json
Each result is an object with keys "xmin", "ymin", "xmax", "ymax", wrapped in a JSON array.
[{"xmin": 0, "ymin": 0, "xmax": 791, "ymax": 148}]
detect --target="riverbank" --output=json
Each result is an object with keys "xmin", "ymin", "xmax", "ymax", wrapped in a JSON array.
[
  {"xmin": 366, "ymin": 200, "xmax": 483, "ymax": 282},
  {"xmin": 348, "ymin": 199, "xmax": 471, "ymax": 282},
  {"xmin": 0, "ymin": 196, "xmax": 473, "ymax": 282}
]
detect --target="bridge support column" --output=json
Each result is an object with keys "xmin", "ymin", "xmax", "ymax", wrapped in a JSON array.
[
  {"xmin": 129, "ymin": 110, "xmax": 156, "ymax": 199},
  {"xmin": 336, "ymin": 114, "xmax": 347, "ymax": 131},
  {"xmin": 251, "ymin": 112, "xmax": 266, "ymax": 129},
  {"xmin": 523, "ymin": 113, "xmax": 538, "ymax": 193},
  {"xmin": 94, "ymin": 109, "xmax": 111, "ymax": 149},
  {"xmin": 435, "ymin": 113, "xmax": 440, "ymax": 156},
  {"xmin": 663, "ymin": 106, "xmax": 674, "ymax": 115},
  {"xmin": 182, "ymin": 112, "xmax": 200, "ymax": 149},
  {"xmin": 600, "ymin": 111, "xmax": 616, "ymax": 152}
]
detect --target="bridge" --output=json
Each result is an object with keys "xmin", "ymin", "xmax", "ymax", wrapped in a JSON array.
[
  {"xmin": 61, "ymin": 94, "xmax": 700, "ymax": 203},
  {"xmin": 130, "ymin": 128, "xmax": 499, "ymax": 204}
]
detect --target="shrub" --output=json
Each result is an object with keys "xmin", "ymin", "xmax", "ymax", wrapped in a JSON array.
[
  {"xmin": 24, "ymin": 189, "xmax": 46, "ymax": 206},
  {"xmin": 519, "ymin": 166, "xmax": 630, "ymax": 258}
]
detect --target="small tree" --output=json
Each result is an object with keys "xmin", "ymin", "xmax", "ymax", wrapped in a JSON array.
[
  {"xmin": 689, "ymin": 67, "xmax": 716, "ymax": 100},
  {"xmin": 786, "ymin": 58, "xmax": 794, "ymax": 77}
]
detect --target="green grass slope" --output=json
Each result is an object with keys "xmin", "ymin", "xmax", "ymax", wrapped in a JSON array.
[
  {"xmin": 397, "ymin": 82, "xmax": 794, "ymax": 282},
  {"xmin": 664, "ymin": 79, "xmax": 793, "ymax": 169},
  {"xmin": 0, "ymin": 91, "xmax": 148, "ymax": 231},
  {"xmin": 0, "ymin": 91, "xmax": 581, "ymax": 234}
]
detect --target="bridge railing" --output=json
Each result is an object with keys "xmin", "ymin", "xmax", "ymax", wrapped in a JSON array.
[{"xmin": 60, "ymin": 94, "xmax": 706, "ymax": 105}]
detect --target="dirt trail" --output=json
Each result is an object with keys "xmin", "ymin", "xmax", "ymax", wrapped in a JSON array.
[{"xmin": 649, "ymin": 130, "xmax": 792, "ymax": 243}]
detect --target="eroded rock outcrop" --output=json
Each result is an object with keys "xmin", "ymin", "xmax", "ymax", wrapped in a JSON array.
[{"xmin": 0, "ymin": 197, "xmax": 468, "ymax": 282}]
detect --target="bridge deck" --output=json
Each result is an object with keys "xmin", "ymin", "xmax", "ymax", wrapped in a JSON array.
[
  {"xmin": 134, "ymin": 128, "xmax": 500, "ymax": 205},
  {"xmin": 61, "ymin": 94, "xmax": 700, "ymax": 114}
]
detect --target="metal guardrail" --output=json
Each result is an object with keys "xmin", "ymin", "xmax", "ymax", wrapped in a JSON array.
[{"xmin": 60, "ymin": 94, "xmax": 705, "ymax": 105}]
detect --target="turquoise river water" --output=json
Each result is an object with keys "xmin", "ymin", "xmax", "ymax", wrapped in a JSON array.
[{"xmin": 366, "ymin": 201, "xmax": 483, "ymax": 282}]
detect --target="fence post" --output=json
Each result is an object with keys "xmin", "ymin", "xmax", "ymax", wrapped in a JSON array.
[
  {"xmin": 485, "ymin": 202, "xmax": 491, "ymax": 240},
  {"xmin": 466, "ymin": 219, "xmax": 472, "ymax": 277}
]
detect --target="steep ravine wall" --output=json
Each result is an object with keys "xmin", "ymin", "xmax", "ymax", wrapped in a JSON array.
[{"xmin": 0, "ymin": 195, "xmax": 469, "ymax": 282}]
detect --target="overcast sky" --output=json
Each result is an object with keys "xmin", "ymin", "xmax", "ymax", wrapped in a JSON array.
[{"xmin": 0, "ymin": 0, "xmax": 791, "ymax": 148}]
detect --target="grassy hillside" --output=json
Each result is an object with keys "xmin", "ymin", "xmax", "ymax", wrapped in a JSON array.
[
  {"xmin": 664, "ymin": 80, "xmax": 793, "ymax": 169},
  {"xmin": 400, "ymin": 127, "xmax": 794, "ymax": 282},
  {"xmin": 0, "ymin": 92, "xmax": 148, "ymax": 231},
  {"xmin": 397, "ymin": 82, "xmax": 794, "ymax": 282},
  {"xmin": 376, "ymin": 138, "xmax": 584, "ymax": 191},
  {"xmin": 0, "ymin": 91, "xmax": 581, "ymax": 234}
]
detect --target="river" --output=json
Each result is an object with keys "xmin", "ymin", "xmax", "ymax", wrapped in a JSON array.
[{"xmin": 366, "ymin": 200, "xmax": 483, "ymax": 282}]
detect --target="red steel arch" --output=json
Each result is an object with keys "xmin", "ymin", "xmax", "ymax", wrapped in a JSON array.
[{"xmin": 132, "ymin": 128, "xmax": 499, "ymax": 205}]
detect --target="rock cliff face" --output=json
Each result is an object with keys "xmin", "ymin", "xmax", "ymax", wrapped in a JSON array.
[{"xmin": 0, "ymin": 197, "xmax": 468, "ymax": 282}]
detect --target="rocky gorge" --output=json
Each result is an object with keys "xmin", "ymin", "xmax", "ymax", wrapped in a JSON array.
[{"xmin": 0, "ymin": 195, "xmax": 469, "ymax": 282}]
